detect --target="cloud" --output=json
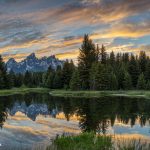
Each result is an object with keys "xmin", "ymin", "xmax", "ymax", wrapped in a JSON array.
[
  {"xmin": 0, "ymin": 0, "xmax": 150, "ymax": 61},
  {"xmin": 56, "ymin": 50, "xmax": 79, "ymax": 60},
  {"xmin": 91, "ymin": 20, "xmax": 150, "ymax": 39}
]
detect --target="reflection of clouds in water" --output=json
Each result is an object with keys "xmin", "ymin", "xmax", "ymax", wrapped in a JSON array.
[
  {"xmin": 0, "ymin": 112, "xmax": 80, "ymax": 149},
  {"xmin": 112, "ymin": 124, "xmax": 150, "ymax": 137}
]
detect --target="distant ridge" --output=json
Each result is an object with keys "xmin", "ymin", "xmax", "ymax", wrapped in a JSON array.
[{"xmin": 6, "ymin": 53, "xmax": 63, "ymax": 73}]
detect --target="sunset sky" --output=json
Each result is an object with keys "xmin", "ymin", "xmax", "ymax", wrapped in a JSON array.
[{"xmin": 0, "ymin": 0, "xmax": 150, "ymax": 62}]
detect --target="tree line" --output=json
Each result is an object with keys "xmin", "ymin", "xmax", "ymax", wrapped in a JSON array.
[{"xmin": 0, "ymin": 34, "xmax": 150, "ymax": 90}]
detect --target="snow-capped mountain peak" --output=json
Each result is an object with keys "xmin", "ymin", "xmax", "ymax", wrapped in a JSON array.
[{"xmin": 6, "ymin": 53, "xmax": 63, "ymax": 73}]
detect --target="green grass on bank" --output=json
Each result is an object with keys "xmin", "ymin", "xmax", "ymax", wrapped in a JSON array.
[
  {"xmin": 46, "ymin": 132, "xmax": 112, "ymax": 150},
  {"xmin": 50, "ymin": 90, "xmax": 150, "ymax": 99},
  {"xmin": 0, "ymin": 87, "xmax": 50, "ymax": 96},
  {"xmin": 46, "ymin": 132, "xmax": 150, "ymax": 150},
  {"xmin": 1, "ymin": 88, "xmax": 150, "ymax": 98}
]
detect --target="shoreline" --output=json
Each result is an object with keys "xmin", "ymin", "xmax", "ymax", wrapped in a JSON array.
[
  {"xmin": 0, "ymin": 88, "xmax": 50, "ymax": 96},
  {"xmin": 0, "ymin": 88, "xmax": 150, "ymax": 99},
  {"xmin": 50, "ymin": 90, "xmax": 150, "ymax": 99}
]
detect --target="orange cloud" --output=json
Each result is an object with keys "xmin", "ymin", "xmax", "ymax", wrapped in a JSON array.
[{"xmin": 55, "ymin": 50, "xmax": 79, "ymax": 60}]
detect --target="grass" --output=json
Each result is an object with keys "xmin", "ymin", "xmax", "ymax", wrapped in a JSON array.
[
  {"xmin": 50, "ymin": 90, "xmax": 150, "ymax": 99},
  {"xmin": 1, "ymin": 88, "xmax": 150, "ymax": 98},
  {"xmin": 0, "ymin": 87, "xmax": 50, "ymax": 96},
  {"xmin": 45, "ymin": 133, "xmax": 150, "ymax": 150},
  {"xmin": 46, "ymin": 132, "xmax": 113, "ymax": 150}
]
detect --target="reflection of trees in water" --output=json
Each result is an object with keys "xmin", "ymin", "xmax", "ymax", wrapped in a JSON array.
[
  {"xmin": 1, "ymin": 94, "xmax": 150, "ymax": 133},
  {"xmin": 60, "ymin": 97, "xmax": 150, "ymax": 133},
  {"xmin": 0, "ymin": 103, "xmax": 7, "ymax": 128},
  {"xmin": 0, "ymin": 96, "xmax": 13, "ymax": 128}
]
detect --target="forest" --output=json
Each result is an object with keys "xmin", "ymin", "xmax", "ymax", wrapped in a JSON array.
[{"xmin": 0, "ymin": 34, "xmax": 150, "ymax": 91}]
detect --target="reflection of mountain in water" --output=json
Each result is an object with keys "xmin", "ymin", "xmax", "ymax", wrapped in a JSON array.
[{"xmin": 8, "ymin": 102, "xmax": 58, "ymax": 121}]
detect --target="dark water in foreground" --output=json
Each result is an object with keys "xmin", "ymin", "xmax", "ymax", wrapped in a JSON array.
[{"xmin": 0, "ymin": 93, "xmax": 150, "ymax": 149}]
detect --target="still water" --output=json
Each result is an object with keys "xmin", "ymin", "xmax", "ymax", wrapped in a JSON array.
[{"xmin": 0, "ymin": 93, "xmax": 150, "ymax": 149}]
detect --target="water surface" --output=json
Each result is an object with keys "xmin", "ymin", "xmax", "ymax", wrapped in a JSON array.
[{"xmin": 0, "ymin": 93, "xmax": 150, "ymax": 149}]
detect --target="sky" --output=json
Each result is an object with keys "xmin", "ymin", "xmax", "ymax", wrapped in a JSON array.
[{"xmin": 0, "ymin": 0, "xmax": 150, "ymax": 62}]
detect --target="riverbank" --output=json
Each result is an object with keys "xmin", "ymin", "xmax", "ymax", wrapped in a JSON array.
[
  {"xmin": 0, "ymin": 88, "xmax": 50, "ymax": 96},
  {"xmin": 0, "ymin": 88, "xmax": 150, "ymax": 98},
  {"xmin": 50, "ymin": 90, "xmax": 150, "ymax": 99},
  {"xmin": 45, "ymin": 132, "xmax": 150, "ymax": 150}
]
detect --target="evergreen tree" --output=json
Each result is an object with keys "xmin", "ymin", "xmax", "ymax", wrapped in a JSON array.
[
  {"xmin": 42, "ymin": 72, "xmax": 47, "ymax": 87},
  {"xmin": 123, "ymin": 72, "xmax": 132, "ymax": 90},
  {"xmin": 32, "ymin": 72, "xmax": 42, "ymax": 87},
  {"xmin": 15, "ymin": 73, "xmax": 23, "ymax": 87},
  {"xmin": 90, "ymin": 63, "xmax": 98, "ymax": 90},
  {"xmin": 128, "ymin": 54, "xmax": 140, "ymax": 87},
  {"xmin": 46, "ymin": 72, "xmax": 54, "ymax": 88},
  {"xmin": 100, "ymin": 45, "xmax": 107, "ymax": 64},
  {"xmin": 109, "ymin": 72, "xmax": 118, "ymax": 90},
  {"xmin": 8, "ymin": 70, "xmax": 15, "ymax": 87},
  {"xmin": 116, "ymin": 53, "xmax": 121, "ymax": 65},
  {"xmin": 139, "ymin": 51, "xmax": 147, "ymax": 73},
  {"xmin": 145, "ymin": 61, "xmax": 150, "ymax": 81},
  {"xmin": 117, "ymin": 64, "xmax": 126, "ymax": 89},
  {"xmin": 122, "ymin": 53, "xmax": 129, "ymax": 64},
  {"xmin": 0, "ymin": 55, "xmax": 10, "ymax": 89},
  {"xmin": 53, "ymin": 66, "xmax": 63, "ymax": 89},
  {"xmin": 70, "ymin": 69, "xmax": 80, "ymax": 90},
  {"xmin": 109, "ymin": 51, "xmax": 115, "ymax": 66},
  {"xmin": 45, "ymin": 67, "xmax": 55, "ymax": 88},
  {"xmin": 62, "ymin": 60, "xmax": 74, "ymax": 89},
  {"xmin": 24, "ymin": 71, "xmax": 33, "ymax": 87},
  {"xmin": 137, "ymin": 73, "xmax": 146, "ymax": 90},
  {"xmin": 95, "ymin": 44, "xmax": 100, "ymax": 62},
  {"xmin": 146, "ymin": 80, "xmax": 150, "ymax": 90},
  {"xmin": 92, "ymin": 63, "xmax": 110, "ymax": 90},
  {"xmin": 78, "ymin": 34, "xmax": 97, "ymax": 89}
]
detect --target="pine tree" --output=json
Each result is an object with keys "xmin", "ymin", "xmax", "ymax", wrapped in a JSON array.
[
  {"xmin": 95, "ymin": 44, "xmax": 100, "ymax": 62},
  {"xmin": 139, "ymin": 51, "xmax": 147, "ymax": 73},
  {"xmin": 116, "ymin": 53, "xmax": 121, "ymax": 65},
  {"xmin": 46, "ymin": 72, "xmax": 54, "ymax": 88},
  {"xmin": 78, "ymin": 34, "xmax": 97, "ymax": 89},
  {"xmin": 62, "ymin": 60, "xmax": 75, "ymax": 89},
  {"xmin": 100, "ymin": 45, "xmax": 107, "ymax": 64},
  {"xmin": 8, "ymin": 70, "xmax": 15, "ymax": 87},
  {"xmin": 70, "ymin": 69, "xmax": 80, "ymax": 90},
  {"xmin": 42, "ymin": 72, "xmax": 47, "ymax": 87},
  {"xmin": 0, "ymin": 72, "xmax": 5, "ymax": 89},
  {"xmin": 24, "ymin": 71, "xmax": 33, "ymax": 87},
  {"xmin": 109, "ymin": 51, "xmax": 115, "ymax": 66},
  {"xmin": 90, "ymin": 63, "xmax": 98, "ymax": 90},
  {"xmin": 15, "ymin": 73, "xmax": 23, "ymax": 87},
  {"xmin": 53, "ymin": 66, "xmax": 63, "ymax": 89},
  {"xmin": 0, "ymin": 55, "xmax": 9, "ymax": 89},
  {"xmin": 117, "ymin": 64, "xmax": 126, "ymax": 89},
  {"xmin": 93, "ymin": 63, "xmax": 110, "ymax": 90},
  {"xmin": 123, "ymin": 72, "xmax": 132, "ymax": 90},
  {"xmin": 145, "ymin": 61, "xmax": 150, "ymax": 81},
  {"xmin": 45, "ymin": 67, "xmax": 54, "ymax": 88},
  {"xmin": 122, "ymin": 53, "xmax": 129, "ymax": 64},
  {"xmin": 128, "ymin": 54, "xmax": 140, "ymax": 88},
  {"xmin": 146, "ymin": 80, "xmax": 150, "ymax": 90},
  {"xmin": 137, "ymin": 73, "xmax": 146, "ymax": 90},
  {"xmin": 109, "ymin": 72, "xmax": 118, "ymax": 90}
]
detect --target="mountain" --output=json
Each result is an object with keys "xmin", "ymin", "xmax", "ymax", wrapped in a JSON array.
[{"xmin": 6, "ymin": 53, "xmax": 63, "ymax": 73}]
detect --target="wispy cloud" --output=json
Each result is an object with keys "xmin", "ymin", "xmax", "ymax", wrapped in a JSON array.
[{"xmin": 0, "ymin": 0, "xmax": 150, "ymax": 61}]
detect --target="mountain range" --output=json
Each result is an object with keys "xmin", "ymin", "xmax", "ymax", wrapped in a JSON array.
[{"xmin": 6, "ymin": 53, "xmax": 63, "ymax": 73}]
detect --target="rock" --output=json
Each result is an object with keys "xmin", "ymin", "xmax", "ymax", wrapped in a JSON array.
[{"xmin": 6, "ymin": 53, "xmax": 64, "ymax": 73}]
